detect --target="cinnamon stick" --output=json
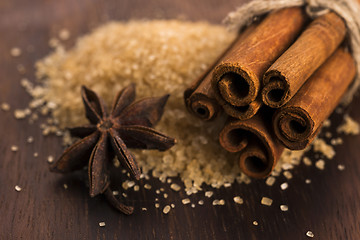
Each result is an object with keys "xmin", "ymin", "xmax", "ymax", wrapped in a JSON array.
[
  {"xmin": 184, "ymin": 24, "xmax": 256, "ymax": 121},
  {"xmin": 212, "ymin": 7, "xmax": 307, "ymax": 107},
  {"xmin": 222, "ymin": 96, "xmax": 262, "ymax": 120},
  {"xmin": 219, "ymin": 113, "xmax": 284, "ymax": 178},
  {"xmin": 262, "ymin": 12, "xmax": 347, "ymax": 108},
  {"xmin": 273, "ymin": 48, "xmax": 356, "ymax": 150},
  {"xmin": 184, "ymin": 66, "xmax": 222, "ymax": 121}
]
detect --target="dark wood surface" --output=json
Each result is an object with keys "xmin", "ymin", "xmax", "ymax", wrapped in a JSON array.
[{"xmin": 1, "ymin": 0, "xmax": 360, "ymax": 239}]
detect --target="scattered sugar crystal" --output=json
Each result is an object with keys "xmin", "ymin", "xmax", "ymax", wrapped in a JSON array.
[
  {"xmin": 303, "ymin": 157, "xmax": 312, "ymax": 166},
  {"xmin": 325, "ymin": 132, "xmax": 332, "ymax": 138},
  {"xmin": 15, "ymin": 185, "xmax": 22, "ymax": 192},
  {"xmin": 171, "ymin": 204, "xmax": 175, "ymax": 208},
  {"xmin": 59, "ymin": 28, "xmax": 70, "ymax": 40},
  {"xmin": 163, "ymin": 193, "xmax": 168, "ymax": 199},
  {"xmin": 282, "ymin": 163, "xmax": 293, "ymax": 170},
  {"xmin": 27, "ymin": 136, "xmax": 34, "ymax": 143},
  {"xmin": 305, "ymin": 179, "xmax": 311, "ymax": 184},
  {"xmin": 155, "ymin": 203, "xmax": 160, "ymax": 208},
  {"xmin": 323, "ymin": 119, "xmax": 331, "ymax": 127},
  {"xmin": 11, "ymin": 145, "xmax": 19, "ymax": 152},
  {"xmin": 306, "ymin": 231, "xmax": 314, "ymax": 238},
  {"xmin": 182, "ymin": 198, "xmax": 191, "ymax": 205},
  {"xmin": 142, "ymin": 207, "xmax": 147, "ymax": 211},
  {"xmin": 17, "ymin": 64, "xmax": 26, "ymax": 74},
  {"xmin": 280, "ymin": 205, "xmax": 288, "ymax": 211},
  {"xmin": 63, "ymin": 184, "xmax": 68, "ymax": 189},
  {"xmin": 99, "ymin": 222, "xmax": 105, "ymax": 227},
  {"xmin": 156, "ymin": 189, "xmax": 160, "ymax": 194},
  {"xmin": 224, "ymin": 182, "xmax": 231, "ymax": 188},
  {"xmin": 265, "ymin": 176, "xmax": 276, "ymax": 186},
  {"xmin": 14, "ymin": 109, "xmax": 28, "ymax": 119},
  {"xmin": 253, "ymin": 221, "xmax": 258, "ymax": 226},
  {"xmin": 205, "ymin": 191, "xmax": 213, "ymax": 198},
  {"xmin": 48, "ymin": 38, "xmax": 59, "ymax": 48},
  {"xmin": 122, "ymin": 193, "xmax": 127, "ymax": 198},
  {"xmin": 1, "ymin": 103, "xmax": 10, "ymax": 111},
  {"xmin": 337, "ymin": 164, "xmax": 345, "ymax": 171},
  {"xmin": 191, "ymin": 203, "xmax": 195, "ymax": 208},
  {"xmin": 337, "ymin": 115, "xmax": 359, "ymax": 135},
  {"xmin": 283, "ymin": 171, "xmax": 293, "ymax": 180},
  {"xmin": 112, "ymin": 191, "xmax": 119, "ymax": 196},
  {"xmin": 33, "ymin": 152, "xmax": 39, "ymax": 157},
  {"xmin": 233, "ymin": 196, "xmax": 243, "ymax": 204},
  {"xmin": 144, "ymin": 184, "xmax": 152, "ymax": 190},
  {"xmin": 280, "ymin": 183, "xmax": 288, "ymax": 190},
  {"xmin": 47, "ymin": 155, "xmax": 54, "ymax": 163},
  {"xmin": 330, "ymin": 138, "xmax": 343, "ymax": 145},
  {"xmin": 134, "ymin": 185, "xmax": 140, "ymax": 191},
  {"xmin": 336, "ymin": 107, "xmax": 343, "ymax": 114},
  {"xmin": 261, "ymin": 197, "xmax": 273, "ymax": 206},
  {"xmin": 10, "ymin": 47, "xmax": 22, "ymax": 57},
  {"xmin": 167, "ymin": 179, "xmax": 172, "ymax": 184},
  {"xmin": 198, "ymin": 200, "xmax": 204, "ymax": 205},
  {"xmin": 313, "ymin": 138, "xmax": 335, "ymax": 159},
  {"xmin": 163, "ymin": 205, "xmax": 171, "ymax": 214},
  {"xmin": 315, "ymin": 159, "xmax": 325, "ymax": 170},
  {"xmin": 212, "ymin": 199, "xmax": 225, "ymax": 206},
  {"xmin": 170, "ymin": 183, "xmax": 181, "ymax": 191}
]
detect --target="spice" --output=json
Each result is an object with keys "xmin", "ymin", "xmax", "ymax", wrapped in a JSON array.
[
  {"xmin": 212, "ymin": 7, "xmax": 307, "ymax": 107},
  {"xmin": 33, "ymin": 20, "xmax": 238, "ymax": 191},
  {"xmin": 262, "ymin": 12, "xmax": 346, "ymax": 108},
  {"xmin": 273, "ymin": 49, "xmax": 356, "ymax": 150},
  {"xmin": 219, "ymin": 113, "xmax": 284, "ymax": 178},
  {"xmin": 184, "ymin": 23, "xmax": 256, "ymax": 121},
  {"xmin": 50, "ymin": 85, "xmax": 175, "ymax": 214}
]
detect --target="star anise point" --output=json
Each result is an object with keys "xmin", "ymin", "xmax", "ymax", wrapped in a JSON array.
[{"xmin": 51, "ymin": 84, "xmax": 176, "ymax": 214}]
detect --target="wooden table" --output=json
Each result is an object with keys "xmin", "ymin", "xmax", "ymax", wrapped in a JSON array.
[{"xmin": 1, "ymin": 0, "xmax": 360, "ymax": 239}]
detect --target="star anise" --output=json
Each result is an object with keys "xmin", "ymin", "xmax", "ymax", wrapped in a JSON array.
[{"xmin": 50, "ymin": 84, "xmax": 176, "ymax": 214}]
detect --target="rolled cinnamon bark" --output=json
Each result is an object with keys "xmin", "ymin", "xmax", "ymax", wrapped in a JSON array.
[
  {"xmin": 212, "ymin": 7, "xmax": 307, "ymax": 107},
  {"xmin": 184, "ymin": 24, "xmax": 257, "ymax": 121},
  {"xmin": 273, "ymin": 48, "xmax": 356, "ymax": 150},
  {"xmin": 184, "ymin": 66, "xmax": 222, "ymax": 121},
  {"xmin": 222, "ymin": 97, "xmax": 262, "ymax": 120},
  {"xmin": 262, "ymin": 12, "xmax": 347, "ymax": 108},
  {"xmin": 219, "ymin": 114, "xmax": 284, "ymax": 178}
]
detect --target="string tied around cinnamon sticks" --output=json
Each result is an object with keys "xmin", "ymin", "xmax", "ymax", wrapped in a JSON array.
[{"xmin": 224, "ymin": 0, "xmax": 360, "ymax": 105}]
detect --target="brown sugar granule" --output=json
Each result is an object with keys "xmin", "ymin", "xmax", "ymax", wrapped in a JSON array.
[
  {"xmin": 1, "ymin": 103, "xmax": 10, "ymax": 111},
  {"xmin": 10, "ymin": 47, "xmax": 22, "ymax": 57},
  {"xmin": 337, "ymin": 114, "xmax": 360, "ymax": 135}
]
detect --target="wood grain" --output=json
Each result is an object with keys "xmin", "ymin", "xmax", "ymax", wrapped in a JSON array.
[{"xmin": 1, "ymin": 0, "xmax": 360, "ymax": 239}]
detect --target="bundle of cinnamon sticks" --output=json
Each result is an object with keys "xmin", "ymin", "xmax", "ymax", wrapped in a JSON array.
[{"xmin": 184, "ymin": 7, "xmax": 356, "ymax": 178}]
